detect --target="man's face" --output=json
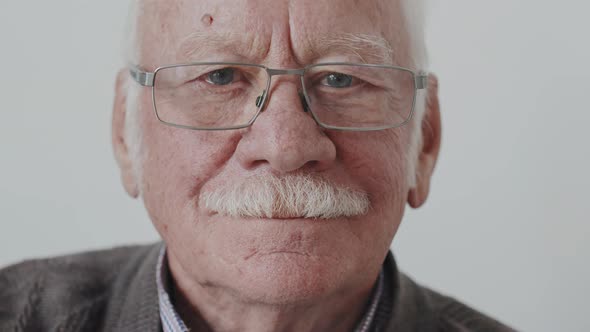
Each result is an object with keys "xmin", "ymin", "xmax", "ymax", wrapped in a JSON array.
[{"xmin": 124, "ymin": 0, "xmax": 424, "ymax": 304}]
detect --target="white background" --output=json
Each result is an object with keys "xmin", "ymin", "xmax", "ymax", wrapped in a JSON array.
[{"xmin": 1, "ymin": 1, "xmax": 588, "ymax": 331}]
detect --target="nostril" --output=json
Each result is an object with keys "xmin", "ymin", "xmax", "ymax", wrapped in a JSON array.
[{"xmin": 305, "ymin": 160, "xmax": 319, "ymax": 169}]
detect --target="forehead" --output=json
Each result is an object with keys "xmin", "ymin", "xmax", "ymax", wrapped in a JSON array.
[{"xmin": 136, "ymin": 0, "xmax": 409, "ymax": 67}]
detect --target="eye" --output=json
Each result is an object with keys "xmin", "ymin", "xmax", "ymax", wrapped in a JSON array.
[
  {"xmin": 205, "ymin": 68, "xmax": 236, "ymax": 85},
  {"xmin": 321, "ymin": 73, "xmax": 354, "ymax": 88}
]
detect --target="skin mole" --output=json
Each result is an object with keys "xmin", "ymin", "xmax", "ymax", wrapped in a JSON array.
[{"xmin": 201, "ymin": 14, "xmax": 214, "ymax": 27}]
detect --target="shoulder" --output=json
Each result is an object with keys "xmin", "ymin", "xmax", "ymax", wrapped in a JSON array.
[
  {"xmin": 0, "ymin": 243, "xmax": 159, "ymax": 331},
  {"xmin": 399, "ymin": 274, "xmax": 517, "ymax": 332}
]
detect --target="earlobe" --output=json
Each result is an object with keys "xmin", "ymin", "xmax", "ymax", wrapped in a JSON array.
[
  {"xmin": 112, "ymin": 69, "xmax": 140, "ymax": 198},
  {"xmin": 407, "ymin": 74, "xmax": 442, "ymax": 209}
]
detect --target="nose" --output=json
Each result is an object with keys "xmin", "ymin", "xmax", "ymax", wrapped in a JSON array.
[{"xmin": 235, "ymin": 81, "xmax": 337, "ymax": 173}]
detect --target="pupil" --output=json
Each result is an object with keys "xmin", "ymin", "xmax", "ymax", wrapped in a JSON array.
[
  {"xmin": 209, "ymin": 68, "xmax": 234, "ymax": 85},
  {"xmin": 327, "ymin": 73, "xmax": 352, "ymax": 88}
]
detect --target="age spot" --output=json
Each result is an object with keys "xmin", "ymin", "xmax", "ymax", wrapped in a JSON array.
[{"xmin": 201, "ymin": 14, "xmax": 214, "ymax": 27}]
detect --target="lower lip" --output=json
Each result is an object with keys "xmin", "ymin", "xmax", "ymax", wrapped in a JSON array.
[
  {"xmin": 249, "ymin": 217, "xmax": 314, "ymax": 222},
  {"xmin": 244, "ymin": 216, "xmax": 323, "ymax": 223},
  {"xmin": 208, "ymin": 212, "xmax": 331, "ymax": 222}
]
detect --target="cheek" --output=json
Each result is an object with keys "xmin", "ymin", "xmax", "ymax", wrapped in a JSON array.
[
  {"xmin": 335, "ymin": 129, "xmax": 412, "ymax": 249},
  {"xmin": 137, "ymin": 106, "xmax": 242, "ymax": 235},
  {"xmin": 332, "ymin": 128, "xmax": 411, "ymax": 199}
]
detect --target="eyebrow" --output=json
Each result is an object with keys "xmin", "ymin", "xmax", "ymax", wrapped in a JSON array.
[
  {"xmin": 177, "ymin": 31, "xmax": 394, "ymax": 65},
  {"xmin": 315, "ymin": 33, "xmax": 395, "ymax": 64},
  {"xmin": 178, "ymin": 31, "xmax": 268, "ymax": 62}
]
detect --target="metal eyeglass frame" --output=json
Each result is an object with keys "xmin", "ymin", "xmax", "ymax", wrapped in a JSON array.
[{"xmin": 129, "ymin": 62, "xmax": 429, "ymax": 132}]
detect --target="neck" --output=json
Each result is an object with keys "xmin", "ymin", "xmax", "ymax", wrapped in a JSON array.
[{"xmin": 167, "ymin": 258, "xmax": 378, "ymax": 332}]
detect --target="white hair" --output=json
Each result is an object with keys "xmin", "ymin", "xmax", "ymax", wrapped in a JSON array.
[
  {"xmin": 122, "ymin": 0, "xmax": 145, "ymax": 184},
  {"xmin": 400, "ymin": 0, "xmax": 429, "ymax": 70},
  {"xmin": 399, "ymin": 0, "xmax": 429, "ymax": 188},
  {"xmin": 202, "ymin": 174, "xmax": 370, "ymax": 219},
  {"xmin": 122, "ymin": 0, "xmax": 429, "ymax": 189}
]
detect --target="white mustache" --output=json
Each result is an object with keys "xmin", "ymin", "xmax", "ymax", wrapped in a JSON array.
[{"xmin": 201, "ymin": 174, "xmax": 370, "ymax": 219}]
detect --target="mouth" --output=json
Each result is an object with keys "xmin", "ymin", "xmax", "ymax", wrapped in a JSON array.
[
  {"xmin": 208, "ymin": 211, "xmax": 295, "ymax": 218},
  {"xmin": 206, "ymin": 209, "xmax": 323, "ymax": 220},
  {"xmin": 215, "ymin": 213, "xmax": 318, "ymax": 221},
  {"xmin": 245, "ymin": 250, "xmax": 311, "ymax": 261}
]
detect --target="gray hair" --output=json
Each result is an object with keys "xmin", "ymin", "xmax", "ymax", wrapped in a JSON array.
[
  {"xmin": 202, "ymin": 174, "xmax": 370, "ymax": 220},
  {"xmin": 122, "ymin": 0, "xmax": 429, "ymax": 189}
]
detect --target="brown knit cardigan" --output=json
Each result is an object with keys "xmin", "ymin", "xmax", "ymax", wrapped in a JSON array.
[{"xmin": 0, "ymin": 243, "xmax": 516, "ymax": 332}]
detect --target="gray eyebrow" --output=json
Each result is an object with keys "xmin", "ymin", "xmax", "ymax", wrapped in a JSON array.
[
  {"xmin": 178, "ymin": 31, "xmax": 268, "ymax": 61},
  {"xmin": 315, "ymin": 33, "xmax": 395, "ymax": 64}
]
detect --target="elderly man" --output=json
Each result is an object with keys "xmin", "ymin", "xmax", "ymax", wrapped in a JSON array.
[{"xmin": 0, "ymin": 0, "xmax": 515, "ymax": 331}]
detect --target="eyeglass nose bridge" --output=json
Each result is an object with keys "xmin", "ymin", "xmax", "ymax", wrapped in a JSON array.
[
  {"xmin": 255, "ymin": 68, "xmax": 309, "ymax": 112},
  {"xmin": 266, "ymin": 68, "xmax": 306, "ymax": 76}
]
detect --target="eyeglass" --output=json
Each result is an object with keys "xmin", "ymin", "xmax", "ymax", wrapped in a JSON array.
[{"xmin": 129, "ymin": 62, "xmax": 428, "ymax": 131}]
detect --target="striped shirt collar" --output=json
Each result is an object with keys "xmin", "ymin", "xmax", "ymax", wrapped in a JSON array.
[{"xmin": 156, "ymin": 246, "xmax": 385, "ymax": 332}]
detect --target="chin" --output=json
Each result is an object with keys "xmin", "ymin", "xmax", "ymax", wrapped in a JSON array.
[
  {"xmin": 226, "ymin": 252, "xmax": 354, "ymax": 305},
  {"xmin": 168, "ymin": 213, "xmax": 385, "ymax": 305}
]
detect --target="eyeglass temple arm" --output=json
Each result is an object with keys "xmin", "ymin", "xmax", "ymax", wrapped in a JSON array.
[
  {"xmin": 129, "ymin": 66, "xmax": 155, "ymax": 87},
  {"xmin": 415, "ymin": 73, "xmax": 428, "ymax": 90}
]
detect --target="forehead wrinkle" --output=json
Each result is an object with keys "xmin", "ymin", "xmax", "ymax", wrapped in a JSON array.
[
  {"xmin": 315, "ymin": 33, "xmax": 395, "ymax": 65},
  {"xmin": 178, "ymin": 30, "xmax": 269, "ymax": 62},
  {"xmin": 135, "ymin": 0, "xmax": 189, "ymax": 66}
]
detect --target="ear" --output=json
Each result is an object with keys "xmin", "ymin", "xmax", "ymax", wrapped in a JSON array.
[
  {"xmin": 408, "ymin": 74, "xmax": 442, "ymax": 208},
  {"xmin": 112, "ymin": 69, "xmax": 140, "ymax": 198}
]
